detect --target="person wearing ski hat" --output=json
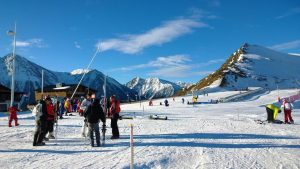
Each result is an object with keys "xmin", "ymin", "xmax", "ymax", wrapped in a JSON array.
[
  {"xmin": 281, "ymin": 99, "xmax": 294, "ymax": 124},
  {"xmin": 265, "ymin": 104, "xmax": 281, "ymax": 123},
  {"xmin": 84, "ymin": 98, "xmax": 105, "ymax": 147}
]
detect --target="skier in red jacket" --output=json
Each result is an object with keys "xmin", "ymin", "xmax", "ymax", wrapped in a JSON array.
[
  {"xmin": 8, "ymin": 106, "xmax": 19, "ymax": 127},
  {"xmin": 109, "ymin": 95, "xmax": 121, "ymax": 139},
  {"xmin": 281, "ymin": 99, "xmax": 294, "ymax": 124}
]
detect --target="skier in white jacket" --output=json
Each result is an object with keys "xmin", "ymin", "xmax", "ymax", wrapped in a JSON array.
[{"xmin": 80, "ymin": 94, "xmax": 92, "ymax": 137}]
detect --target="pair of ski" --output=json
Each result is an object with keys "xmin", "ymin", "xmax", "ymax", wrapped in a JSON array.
[{"xmin": 254, "ymin": 119, "xmax": 284, "ymax": 124}]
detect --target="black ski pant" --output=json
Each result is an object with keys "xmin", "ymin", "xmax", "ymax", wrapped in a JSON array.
[
  {"xmin": 266, "ymin": 107, "xmax": 274, "ymax": 122},
  {"xmin": 33, "ymin": 120, "xmax": 47, "ymax": 144},
  {"xmin": 111, "ymin": 114, "xmax": 120, "ymax": 137},
  {"xmin": 46, "ymin": 120, "xmax": 55, "ymax": 134},
  {"xmin": 88, "ymin": 123, "xmax": 100, "ymax": 147}
]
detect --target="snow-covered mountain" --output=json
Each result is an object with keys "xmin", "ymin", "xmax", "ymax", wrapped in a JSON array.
[
  {"xmin": 176, "ymin": 81, "xmax": 193, "ymax": 89},
  {"xmin": 191, "ymin": 43, "xmax": 300, "ymax": 92},
  {"xmin": 70, "ymin": 69, "xmax": 91, "ymax": 75},
  {"xmin": 126, "ymin": 77, "xmax": 181, "ymax": 99},
  {"xmin": 0, "ymin": 54, "xmax": 134, "ymax": 102}
]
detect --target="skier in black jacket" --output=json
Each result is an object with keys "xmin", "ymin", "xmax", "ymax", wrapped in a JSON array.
[{"xmin": 84, "ymin": 98, "xmax": 106, "ymax": 147}]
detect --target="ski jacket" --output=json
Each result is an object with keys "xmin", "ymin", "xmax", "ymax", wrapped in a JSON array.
[
  {"xmin": 80, "ymin": 99, "xmax": 91, "ymax": 112},
  {"xmin": 32, "ymin": 103, "xmax": 42, "ymax": 122},
  {"xmin": 110, "ymin": 99, "xmax": 121, "ymax": 115},
  {"xmin": 266, "ymin": 104, "xmax": 281, "ymax": 120},
  {"xmin": 39, "ymin": 100, "xmax": 48, "ymax": 121},
  {"xmin": 64, "ymin": 100, "xmax": 70, "ymax": 110},
  {"xmin": 8, "ymin": 106, "xmax": 17, "ymax": 115},
  {"xmin": 84, "ymin": 100, "xmax": 105, "ymax": 124},
  {"xmin": 281, "ymin": 102, "xmax": 293, "ymax": 111},
  {"xmin": 47, "ymin": 103, "xmax": 55, "ymax": 121}
]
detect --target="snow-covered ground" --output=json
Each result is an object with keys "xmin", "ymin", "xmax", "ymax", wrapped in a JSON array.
[{"xmin": 0, "ymin": 90, "xmax": 299, "ymax": 169}]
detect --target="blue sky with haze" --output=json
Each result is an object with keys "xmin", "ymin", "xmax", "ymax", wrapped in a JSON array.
[{"xmin": 0, "ymin": 0, "xmax": 299, "ymax": 84}]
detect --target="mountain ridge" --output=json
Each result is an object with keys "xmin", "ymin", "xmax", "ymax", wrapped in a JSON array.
[
  {"xmin": 180, "ymin": 43, "xmax": 300, "ymax": 95},
  {"xmin": 0, "ymin": 54, "xmax": 135, "ymax": 102},
  {"xmin": 126, "ymin": 77, "xmax": 182, "ymax": 99}
]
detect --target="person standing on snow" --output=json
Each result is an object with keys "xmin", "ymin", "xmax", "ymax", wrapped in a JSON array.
[
  {"xmin": 109, "ymin": 95, "xmax": 121, "ymax": 139},
  {"xmin": 45, "ymin": 97, "xmax": 57, "ymax": 139},
  {"xmin": 164, "ymin": 99, "xmax": 169, "ymax": 107},
  {"xmin": 84, "ymin": 98, "xmax": 106, "ymax": 147},
  {"xmin": 80, "ymin": 94, "xmax": 92, "ymax": 137},
  {"xmin": 281, "ymin": 99, "xmax": 294, "ymax": 124},
  {"xmin": 8, "ymin": 105, "xmax": 19, "ymax": 127},
  {"xmin": 33, "ymin": 98, "xmax": 48, "ymax": 146}
]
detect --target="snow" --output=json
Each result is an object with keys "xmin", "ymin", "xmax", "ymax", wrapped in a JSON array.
[
  {"xmin": 126, "ymin": 77, "xmax": 181, "ymax": 99},
  {"xmin": 205, "ymin": 44, "xmax": 300, "ymax": 91},
  {"xmin": 70, "ymin": 69, "xmax": 91, "ymax": 75},
  {"xmin": 53, "ymin": 86, "xmax": 71, "ymax": 90},
  {"xmin": 0, "ymin": 89, "xmax": 299, "ymax": 168}
]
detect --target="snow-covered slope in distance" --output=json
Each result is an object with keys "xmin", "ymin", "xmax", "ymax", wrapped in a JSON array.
[
  {"xmin": 126, "ymin": 77, "xmax": 182, "ymax": 99},
  {"xmin": 193, "ymin": 43, "xmax": 300, "ymax": 91}
]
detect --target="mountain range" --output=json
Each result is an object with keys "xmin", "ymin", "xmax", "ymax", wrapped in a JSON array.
[
  {"xmin": 0, "ymin": 55, "xmax": 186, "ymax": 103},
  {"xmin": 183, "ymin": 43, "xmax": 300, "ymax": 94},
  {"xmin": 126, "ymin": 77, "xmax": 182, "ymax": 99},
  {"xmin": 0, "ymin": 54, "xmax": 135, "ymax": 102}
]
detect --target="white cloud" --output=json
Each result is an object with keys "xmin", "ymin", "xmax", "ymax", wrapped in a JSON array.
[
  {"xmin": 148, "ymin": 65, "xmax": 192, "ymax": 78},
  {"xmin": 113, "ymin": 55, "xmax": 191, "ymax": 71},
  {"xmin": 198, "ymin": 59, "xmax": 224, "ymax": 66},
  {"xmin": 96, "ymin": 18, "xmax": 209, "ymax": 54},
  {"xmin": 270, "ymin": 40, "xmax": 300, "ymax": 50},
  {"xmin": 15, "ymin": 38, "xmax": 47, "ymax": 48},
  {"xmin": 111, "ymin": 55, "xmax": 222, "ymax": 78},
  {"xmin": 74, "ymin": 41, "xmax": 81, "ymax": 49},
  {"xmin": 275, "ymin": 7, "xmax": 300, "ymax": 19}
]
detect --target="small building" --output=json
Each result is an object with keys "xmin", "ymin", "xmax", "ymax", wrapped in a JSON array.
[
  {"xmin": 0, "ymin": 84, "xmax": 24, "ymax": 112},
  {"xmin": 34, "ymin": 83, "xmax": 96, "ymax": 101}
]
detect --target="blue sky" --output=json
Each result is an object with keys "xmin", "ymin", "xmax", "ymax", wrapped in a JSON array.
[{"xmin": 0, "ymin": 0, "xmax": 300, "ymax": 84}]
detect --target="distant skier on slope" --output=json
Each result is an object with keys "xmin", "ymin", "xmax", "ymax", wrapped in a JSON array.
[
  {"xmin": 281, "ymin": 99, "xmax": 294, "ymax": 124},
  {"xmin": 8, "ymin": 105, "xmax": 19, "ymax": 127},
  {"xmin": 84, "ymin": 98, "xmax": 106, "ymax": 147},
  {"xmin": 164, "ymin": 99, "xmax": 169, "ymax": 107},
  {"xmin": 265, "ymin": 104, "xmax": 281, "ymax": 123}
]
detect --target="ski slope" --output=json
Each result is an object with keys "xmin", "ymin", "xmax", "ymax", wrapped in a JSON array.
[{"xmin": 0, "ymin": 90, "xmax": 299, "ymax": 169}]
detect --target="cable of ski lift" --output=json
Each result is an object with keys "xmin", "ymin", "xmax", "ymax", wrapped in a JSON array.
[{"xmin": 70, "ymin": 48, "xmax": 100, "ymax": 100}]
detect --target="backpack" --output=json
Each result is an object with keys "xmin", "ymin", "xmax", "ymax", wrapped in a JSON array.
[{"xmin": 115, "ymin": 100, "xmax": 121, "ymax": 113}]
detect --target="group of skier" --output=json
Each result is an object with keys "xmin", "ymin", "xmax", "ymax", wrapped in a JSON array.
[
  {"xmin": 32, "ymin": 96, "xmax": 57, "ymax": 146},
  {"xmin": 265, "ymin": 98, "xmax": 294, "ymax": 124},
  {"xmin": 31, "ymin": 93, "xmax": 121, "ymax": 147}
]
